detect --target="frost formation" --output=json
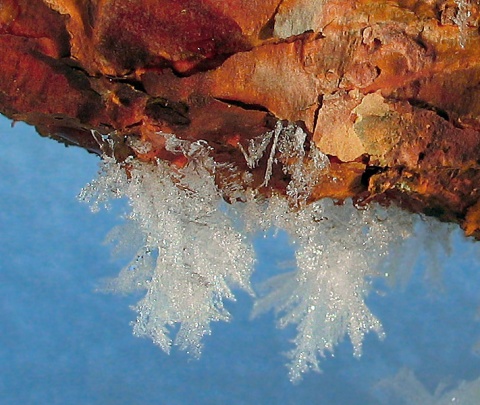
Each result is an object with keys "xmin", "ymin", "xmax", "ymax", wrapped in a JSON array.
[
  {"xmin": 242, "ymin": 196, "xmax": 417, "ymax": 381},
  {"xmin": 453, "ymin": 0, "xmax": 477, "ymax": 48},
  {"xmin": 80, "ymin": 125, "xmax": 439, "ymax": 381},
  {"xmin": 80, "ymin": 139, "xmax": 254, "ymax": 355},
  {"xmin": 377, "ymin": 368, "xmax": 480, "ymax": 405},
  {"xmin": 240, "ymin": 121, "xmax": 329, "ymax": 205}
]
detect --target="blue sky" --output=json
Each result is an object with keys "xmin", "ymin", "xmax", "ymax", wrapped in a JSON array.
[{"xmin": 1, "ymin": 117, "xmax": 480, "ymax": 404}]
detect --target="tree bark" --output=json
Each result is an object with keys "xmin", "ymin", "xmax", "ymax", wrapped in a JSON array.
[{"xmin": 1, "ymin": 0, "xmax": 480, "ymax": 237}]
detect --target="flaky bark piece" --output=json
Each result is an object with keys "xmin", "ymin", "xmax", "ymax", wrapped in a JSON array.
[{"xmin": 1, "ymin": 0, "xmax": 480, "ymax": 237}]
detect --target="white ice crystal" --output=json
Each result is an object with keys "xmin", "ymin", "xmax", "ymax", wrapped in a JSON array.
[
  {"xmin": 241, "ymin": 122, "xmax": 329, "ymax": 206},
  {"xmin": 377, "ymin": 368, "xmax": 480, "ymax": 405},
  {"xmin": 454, "ymin": 0, "xmax": 477, "ymax": 48},
  {"xmin": 238, "ymin": 129, "xmax": 273, "ymax": 169},
  {"xmin": 79, "ymin": 124, "xmax": 457, "ymax": 382},
  {"xmin": 80, "ymin": 139, "xmax": 254, "ymax": 355},
  {"xmin": 242, "ymin": 195, "xmax": 416, "ymax": 381}
]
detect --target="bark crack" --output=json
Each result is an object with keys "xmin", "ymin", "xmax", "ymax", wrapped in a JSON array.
[{"xmin": 213, "ymin": 97, "xmax": 271, "ymax": 113}]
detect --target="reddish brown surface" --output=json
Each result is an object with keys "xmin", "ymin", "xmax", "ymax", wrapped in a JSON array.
[{"xmin": 1, "ymin": 0, "xmax": 480, "ymax": 237}]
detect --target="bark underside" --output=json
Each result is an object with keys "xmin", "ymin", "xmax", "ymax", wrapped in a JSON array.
[{"xmin": 1, "ymin": 0, "xmax": 480, "ymax": 237}]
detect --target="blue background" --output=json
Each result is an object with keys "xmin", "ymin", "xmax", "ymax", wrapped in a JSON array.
[{"xmin": 1, "ymin": 117, "xmax": 480, "ymax": 404}]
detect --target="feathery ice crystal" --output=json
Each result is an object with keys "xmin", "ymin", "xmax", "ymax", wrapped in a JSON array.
[
  {"xmin": 79, "ymin": 124, "xmax": 451, "ymax": 381},
  {"xmin": 80, "ymin": 137, "xmax": 255, "ymax": 355},
  {"xmin": 241, "ymin": 196, "xmax": 416, "ymax": 381},
  {"xmin": 377, "ymin": 368, "xmax": 480, "ymax": 404}
]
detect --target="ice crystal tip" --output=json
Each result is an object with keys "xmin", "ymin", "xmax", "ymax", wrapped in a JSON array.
[{"xmin": 377, "ymin": 368, "xmax": 480, "ymax": 404}]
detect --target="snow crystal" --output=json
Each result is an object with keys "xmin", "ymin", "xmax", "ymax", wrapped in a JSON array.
[
  {"xmin": 80, "ymin": 139, "xmax": 254, "ymax": 355},
  {"xmin": 242, "ymin": 195, "xmax": 416, "ymax": 381},
  {"xmin": 238, "ymin": 131, "xmax": 273, "ymax": 169},
  {"xmin": 377, "ymin": 368, "xmax": 480, "ymax": 405},
  {"xmin": 80, "ymin": 125, "xmax": 458, "ymax": 382},
  {"xmin": 241, "ymin": 122, "xmax": 329, "ymax": 206},
  {"xmin": 262, "ymin": 121, "xmax": 283, "ymax": 187}
]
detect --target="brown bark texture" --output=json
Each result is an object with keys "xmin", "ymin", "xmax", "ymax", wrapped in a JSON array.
[{"xmin": 1, "ymin": 0, "xmax": 480, "ymax": 237}]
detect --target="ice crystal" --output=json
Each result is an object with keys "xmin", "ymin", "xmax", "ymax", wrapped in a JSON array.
[
  {"xmin": 80, "ymin": 125, "xmax": 456, "ymax": 382},
  {"xmin": 239, "ymin": 130, "xmax": 273, "ymax": 169},
  {"xmin": 241, "ymin": 122, "xmax": 329, "ymax": 206},
  {"xmin": 80, "ymin": 140, "xmax": 254, "ymax": 355},
  {"xmin": 377, "ymin": 368, "xmax": 480, "ymax": 405},
  {"xmin": 454, "ymin": 0, "xmax": 476, "ymax": 48},
  {"xmin": 242, "ymin": 195, "xmax": 416, "ymax": 381}
]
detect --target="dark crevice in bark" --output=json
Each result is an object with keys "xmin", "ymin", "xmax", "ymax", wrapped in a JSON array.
[
  {"xmin": 406, "ymin": 98, "xmax": 450, "ymax": 121},
  {"xmin": 108, "ymin": 76, "xmax": 148, "ymax": 94},
  {"xmin": 213, "ymin": 97, "xmax": 271, "ymax": 113},
  {"xmin": 312, "ymin": 94, "xmax": 324, "ymax": 135},
  {"xmin": 361, "ymin": 164, "xmax": 387, "ymax": 187},
  {"xmin": 258, "ymin": 0, "xmax": 284, "ymax": 40},
  {"xmin": 169, "ymin": 52, "xmax": 247, "ymax": 77},
  {"xmin": 145, "ymin": 98, "xmax": 191, "ymax": 126}
]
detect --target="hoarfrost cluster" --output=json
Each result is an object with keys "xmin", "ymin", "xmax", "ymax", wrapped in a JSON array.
[
  {"xmin": 377, "ymin": 368, "xmax": 480, "ymax": 405},
  {"xmin": 80, "ymin": 126, "xmax": 454, "ymax": 381},
  {"xmin": 453, "ymin": 0, "xmax": 478, "ymax": 48},
  {"xmin": 80, "ymin": 138, "xmax": 255, "ymax": 355},
  {"xmin": 241, "ymin": 196, "xmax": 417, "ymax": 381},
  {"xmin": 240, "ymin": 121, "xmax": 329, "ymax": 206}
]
